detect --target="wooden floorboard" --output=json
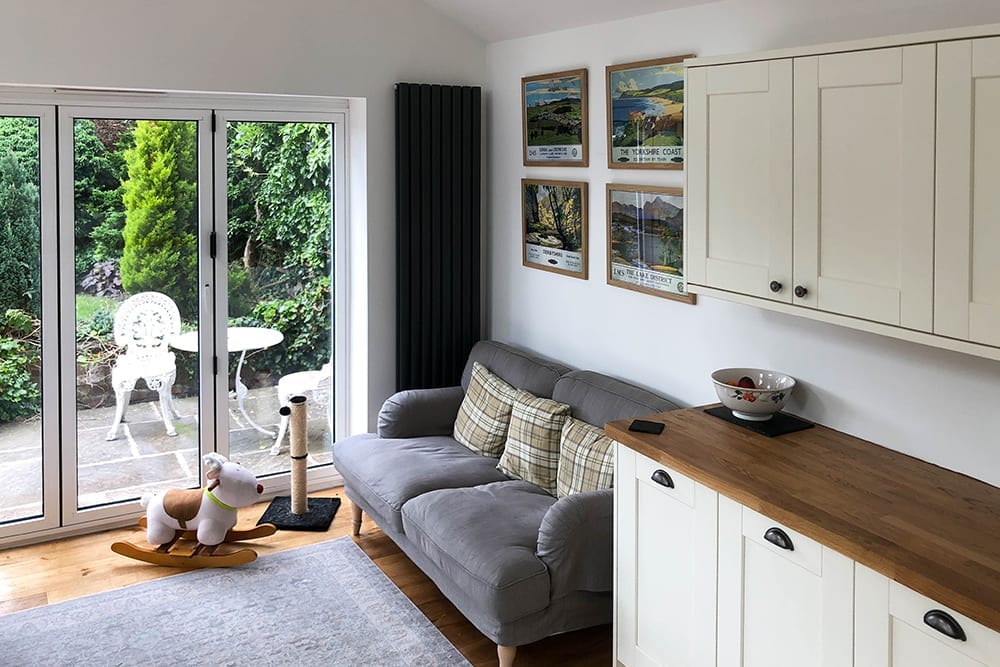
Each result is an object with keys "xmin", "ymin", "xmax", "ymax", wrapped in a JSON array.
[{"xmin": 0, "ymin": 487, "xmax": 611, "ymax": 666}]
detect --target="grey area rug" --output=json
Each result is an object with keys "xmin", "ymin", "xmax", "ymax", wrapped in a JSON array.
[{"xmin": 2, "ymin": 537, "xmax": 470, "ymax": 666}]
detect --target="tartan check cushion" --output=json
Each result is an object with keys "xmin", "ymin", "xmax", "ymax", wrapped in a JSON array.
[
  {"xmin": 556, "ymin": 417, "xmax": 616, "ymax": 498},
  {"xmin": 453, "ymin": 361, "xmax": 519, "ymax": 457},
  {"xmin": 497, "ymin": 389, "xmax": 571, "ymax": 496}
]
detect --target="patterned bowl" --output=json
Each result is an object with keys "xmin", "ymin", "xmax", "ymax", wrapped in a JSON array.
[{"xmin": 711, "ymin": 368, "xmax": 796, "ymax": 421}]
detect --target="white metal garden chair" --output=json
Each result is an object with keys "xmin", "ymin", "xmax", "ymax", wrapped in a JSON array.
[
  {"xmin": 105, "ymin": 292, "xmax": 182, "ymax": 441},
  {"xmin": 270, "ymin": 361, "xmax": 333, "ymax": 455}
]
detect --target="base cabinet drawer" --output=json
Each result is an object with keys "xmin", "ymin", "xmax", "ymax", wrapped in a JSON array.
[
  {"xmin": 615, "ymin": 445, "xmax": 718, "ymax": 667},
  {"xmin": 855, "ymin": 564, "xmax": 1000, "ymax": 667}
]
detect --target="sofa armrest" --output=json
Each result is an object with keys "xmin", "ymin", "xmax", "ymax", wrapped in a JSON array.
[
  {"xmin": 536, "ymin": 488, "xmax": 613, "ymax": 598},
  {"xmin": 376, "ymin": 386, "xmax": 465, "ymax": 438}
]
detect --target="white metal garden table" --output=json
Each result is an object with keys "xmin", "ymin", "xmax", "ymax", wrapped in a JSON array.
[{"xmin": 170, "ymin": 326, "xmax": 284, "ymax": 436}]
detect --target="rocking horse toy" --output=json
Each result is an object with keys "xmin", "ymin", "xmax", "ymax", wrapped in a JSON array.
[{"xmin": 112, "ymin": 453, "xmax": 276, "ymax": 568}]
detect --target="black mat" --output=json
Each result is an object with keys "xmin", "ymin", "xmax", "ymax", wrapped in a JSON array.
[
  {"xmin": 705, "ymin": 406, "xmax": 814, "ymax": 437},
  {"xmin": 257, "ymin": 496, "xmax": 341, "ymax": 531}
]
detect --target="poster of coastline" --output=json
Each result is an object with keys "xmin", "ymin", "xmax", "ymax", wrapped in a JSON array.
[
  {"xmin": 522, "ymin": 179, "xmax": 588, "ymax": 278},
  {"xmin": 607, "ymin": 184, "xmax": 694, "ymax": 303},
  {"xmin": 522, "ymin": 69, "xmax": 588, "ymax": 166},
  {"xmin": 606, "ymin": 55, "xmax": 691, "ymax": 169}
]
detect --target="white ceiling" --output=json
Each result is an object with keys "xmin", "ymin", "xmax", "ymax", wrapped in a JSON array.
[{"xmin": 422, "ymin": 0, "xmax": 722, "ymax": 42}]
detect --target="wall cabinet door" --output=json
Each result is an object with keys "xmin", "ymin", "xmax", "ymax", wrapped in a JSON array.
[
  {"xmin": 686, "ymin": 59, "xmax": 793, "ymax": 301},
  {"xmin": 717, "ymin": 498, "xmax": 854, "ymax": 667},
  {"xmin": 615, "ymin": 445, "xmax": 718, "ymax": 667},
  {"xmin": 935, "ymin": 37, "xmax": 1000, "ymax": 347},
  {"xmin": 855, "ymin": 564, "xmax": 1000, "ymax": 666},
  {"xmin": 792, "ymin": 45, "xmax": 936, "ymax": 329}
]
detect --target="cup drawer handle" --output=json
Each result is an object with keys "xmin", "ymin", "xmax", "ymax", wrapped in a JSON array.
[
  {"xmin": 923, "ymin": 609, "xmax": 967, "ymax": 641},
  {"xmin": 764, "ymin": 527, "xmax": 794, "ymax": 551},
  {"xmin": 650, "ymin": 469, "xmax": 674, "ymax": 489}
]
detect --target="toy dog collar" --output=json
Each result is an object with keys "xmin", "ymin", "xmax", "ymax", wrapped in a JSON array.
[{"xmin": 205, "ymin": 487, "xmax": 236, "ymax": 512}]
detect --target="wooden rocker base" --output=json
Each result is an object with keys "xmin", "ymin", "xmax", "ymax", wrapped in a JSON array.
[{"xmin": 112, "ymin": 519, "xmax": 279, "ymax": 568}]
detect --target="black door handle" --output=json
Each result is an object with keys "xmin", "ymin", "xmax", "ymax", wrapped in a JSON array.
[
  {"xmin": 794, "ymin": 285, "xmax": 808, "ymax": 298},
  {"xmin": 769, "ymin": 280, "xmax": 782, "ymax": 293},
  {"xmin": 923, "ymin": 610, "xmax": 967, "ymax": 641},
  {"xmin": 764, "ymin": 527, "xmax": 794, "ymax": 551},
  {"xmin": 651, "ymin": 469, "xmax": 674, "ymax": 489}
]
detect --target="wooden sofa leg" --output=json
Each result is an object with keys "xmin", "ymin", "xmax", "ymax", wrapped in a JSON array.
[
  {"xmin": 351, "ymin": 503, "xmax": 363, "ymax": 536},
  {"xmin": 497, "ymin": 644, "xmax": 516, "ymax": 667}
]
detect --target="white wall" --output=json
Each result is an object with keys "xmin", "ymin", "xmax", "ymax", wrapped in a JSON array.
[
  {"xmin": 487, "ymin": 0, "xmax": 1000, "ymax": 486},
  {"xmin": 0, "ymin": 0, "xmax": 487, "ymax": 433}
]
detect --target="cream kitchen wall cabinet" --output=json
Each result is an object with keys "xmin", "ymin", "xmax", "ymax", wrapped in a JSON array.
[{"xmin": 685, "ymin": 25, "xmax": 1000, "ymax": 360}]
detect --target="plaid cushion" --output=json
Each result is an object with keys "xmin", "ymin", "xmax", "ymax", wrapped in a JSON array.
[
  {"xmin": 497, "ymin": 389, "xmax": 571, "ymax": 496},
  {"xmin": 453, "ymin": 362, "xmax": 519, "ymax": 457},
  {"xmin": 556, "ymin": 417, "xmax": 616, "ymax": 498}
]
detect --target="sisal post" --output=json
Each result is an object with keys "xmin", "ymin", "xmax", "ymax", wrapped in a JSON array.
[{"xmin": 288, "ymin": 395, "xmax": 309, "ymax": 515}]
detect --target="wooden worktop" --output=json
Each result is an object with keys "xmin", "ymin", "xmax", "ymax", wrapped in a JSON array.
[{"xmin": 606, "ymin": 406, "xmax": 1000, "ymax": 633}]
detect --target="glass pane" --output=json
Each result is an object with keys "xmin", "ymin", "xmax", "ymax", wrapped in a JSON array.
[
  {"xmin": 225, "ymin": 120, "xmax": 334, "ymax": 476},
  {"xmin": 74, "ymin": 118, "xmax": 201, "ymax": 509},
  {"xmin": 0, "ymin": 116, "xmax": 43, "ymax": 524}
]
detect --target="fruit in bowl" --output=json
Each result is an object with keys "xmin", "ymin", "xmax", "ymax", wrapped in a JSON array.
[{"xmin": 711, "ymin": 368, "xmax": 796, "ymax": 421}]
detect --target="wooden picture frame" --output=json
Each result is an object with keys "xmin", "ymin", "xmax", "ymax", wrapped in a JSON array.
[
  {"xmin": 522, "ymin": 68, "xmax": 589, "ymax": 167},
  {"xmin": 606, "ymin": 55, "xmax": 692, "ymax": 169},
  {"xmin": 607, "ymin": 183, "xmax": 695, "ymax": 303},
  {"xmin": 522, "ymin": 179, "xmax": 589, "ymax": 279}
]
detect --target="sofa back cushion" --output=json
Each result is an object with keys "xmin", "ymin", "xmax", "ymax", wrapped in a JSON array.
[
  {"xmin": 454, "ymin": 362, "xmax": 519, "ymax": 457},
  {"xmin": 497, "ymin": 390, "xmax": 571, "ymax": 496},
  {"xmin": 462, "ymin": 341, "xmax": 572, "ymax": 399},
  {"xmin": 552, "ymin": 370, "xmax": 679, "ymax": 428}
]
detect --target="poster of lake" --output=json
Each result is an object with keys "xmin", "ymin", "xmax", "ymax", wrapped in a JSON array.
[
  {"xmin": 608, "ymin": 58, "xmax": 686, "ymax": 167},
  {"xmin": 608, "ymin": 186, "xmax": 687, "ymax": 297},
  {"xmin": 523, "ymin": 70, "xmax": 587, "ymax": 164}
]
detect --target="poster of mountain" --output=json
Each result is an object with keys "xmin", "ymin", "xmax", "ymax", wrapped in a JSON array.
[
  {"xmin": 522, "ymin": 69, "xmax": 589, "ymax": 166},
  {"xmin": 606, "ymin": 55, "xmax": 691, "ymax": 169},
  {"xmin": 607, "ymin": 184, "xmax": 694, "ymax": 303},
  {"xmin": 522, "ymin": 179, "xmax": 588, "ymax": 278}
]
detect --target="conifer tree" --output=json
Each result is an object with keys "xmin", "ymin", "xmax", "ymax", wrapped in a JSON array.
[{"xmin": 0, "ymin": 152, "xmax": 41, "ymax": 317}]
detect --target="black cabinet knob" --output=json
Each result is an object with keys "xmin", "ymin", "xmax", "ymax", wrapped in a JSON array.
[
  {"xmin": 769, "ymin": 281, "xmax": 782, "ymax": 293},
  {"xmin": 764, "ymin": 527, "xmax": 794, "ymax": 551},
  {"xmin": 923, "ymin": 610, "xmax": 967, "ymax": 641},
  {"xmin": 794, "ymin": 285, "xmax": 808, "ymax": 298},
  {"xmin": 651, "ymin": 469, "xmax": 674, "ymax": 489}
]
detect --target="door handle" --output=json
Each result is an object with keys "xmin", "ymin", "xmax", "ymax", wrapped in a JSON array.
[
  {"xmin": 923, "ymin": 609, "xmax": 966, "ymax": 641},
  {"xmin": 650, "ymin": 469, "xmax": 674, "ymax": 489},
  {"xmin": 764, "ymin": 527, "xmax": 794, "ymax": 551}
]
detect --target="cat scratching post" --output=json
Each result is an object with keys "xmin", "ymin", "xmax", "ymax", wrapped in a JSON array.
[{"xmin": 257, "ymin": 394, "xmax": 340, "ymax": 531}]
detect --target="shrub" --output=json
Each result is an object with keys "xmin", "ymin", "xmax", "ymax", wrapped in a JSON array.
[
  {"xmin": 0, "ymin": 309, "xmax": 40, "ymax": 423},
  {"xmin": 0, "ymin": 152, "xmax": 41, "ymax": 318}
]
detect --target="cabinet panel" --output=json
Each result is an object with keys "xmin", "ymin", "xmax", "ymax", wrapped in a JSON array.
[
  {"xmin": 936, "ymin": 37, "xmax": 1000, "ymax": 346},
  {"xmin": 718, "ymin": 497, "xmax": 853, "ymax": 667},
  {"xmin": 615, "ymin": 446, "xmax": 717, "ymax": 667},
  {"xmin": 793, "ymin": 46, "xmax": 935, "ymax": 329},
  {"xmin": 686, "ymin": 60, "xmax": 793, "ymax": 300}
]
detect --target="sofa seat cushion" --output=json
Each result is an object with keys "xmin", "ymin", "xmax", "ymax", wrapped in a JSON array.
[
  {"xmin": 401, "ymin": 480, "xmax": 557, "ymax": 624},
  {"xmin": 332, "ymin": 433, "xmax": 509, "ymax": 534}
]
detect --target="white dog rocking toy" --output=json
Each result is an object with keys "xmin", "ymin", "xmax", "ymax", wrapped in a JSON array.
[{"xmin": 112, "ymin": 453, "xmax": 276, "ymax": 567}]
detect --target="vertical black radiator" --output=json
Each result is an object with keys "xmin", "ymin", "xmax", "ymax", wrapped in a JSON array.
[{"xmin": 395, "ymin": 83, "xmax": 482, "ymax": 390}]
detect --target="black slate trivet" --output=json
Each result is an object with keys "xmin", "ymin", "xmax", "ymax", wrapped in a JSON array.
[{"xmin": 705, "ymin": 406, "xmax": 814, "ymax": 437}]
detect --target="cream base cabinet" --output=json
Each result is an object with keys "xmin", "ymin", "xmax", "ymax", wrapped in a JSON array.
[
  {"xmin": 717, "ymin": 497, "xmax": 854, "ymax": 667},
  {"xmin": 615, "ymin": 445, "xmax": 718, "ymax": 667},
  {"xmin": 855, "ymin": 564, "xmax": 1000, "ymax": 666}
]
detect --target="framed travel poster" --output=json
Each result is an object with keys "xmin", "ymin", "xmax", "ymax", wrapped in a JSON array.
[
  {"xmin": 522, "ymin": 68, "xmax": 589, "ymax": 167},
  {"xmin": 522, "ymin": 179, "xmax": 588, "ymax": 279},
  {"xmin": 606, "ymin": 55, "xmax": 692, "ymax": 169},
  {"xmin": 607, "ymin": 183, "xmax": 694, "ymax": 303}
]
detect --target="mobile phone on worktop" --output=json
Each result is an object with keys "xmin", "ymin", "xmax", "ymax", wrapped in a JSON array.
[{"xmin": 627, "ymin": 419, "xmax": 665, "ymax": 435}]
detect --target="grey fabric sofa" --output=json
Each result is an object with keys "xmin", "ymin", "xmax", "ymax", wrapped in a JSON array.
[{"xmin": 332, "ymin": 341, "xmax": 678, "ymax": 666}]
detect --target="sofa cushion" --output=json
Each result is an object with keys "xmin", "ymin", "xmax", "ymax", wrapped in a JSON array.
[
  {"xmin": 453, "ymin": 362, "xmax": 519, "ymax": 457},
  {"xmin": 401, "ymin": 480, "xmax": 556, "ymax": 624},
  {"xmin": 332, "ymin": 433, "xmax": 509, "ymax": 534},
  {"xmin": 497, "ymin": 390, "xmax": 571, "ymax": 496},
  {"xmin": 461, "ymin": 341, "xmax": 572, "ymax": 399},
  {"xmin": 552, "ymin": 369, "xmax": 680, "ymax": 428},
  {"xmin": 556, "ymin": 417, "xmax": 616, "ymax": 498}
]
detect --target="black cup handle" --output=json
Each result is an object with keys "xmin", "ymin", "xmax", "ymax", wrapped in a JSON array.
[
  {"xmin": 764, "ymin": 527, "xmax": 794, "ymax": 551},
  {"xmin": 651, "ymin": 469, "xmax": 674, "ymax": 489},
  {"xmin": 923, "ymin": 610, "xmax": 967, "ymax": 641}
]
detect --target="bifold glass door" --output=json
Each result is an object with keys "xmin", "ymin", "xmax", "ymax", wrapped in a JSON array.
[
  {"xmin": 59, "ymin": 107, "xmax": 214, "ymax": 524},
  {"xmin": 0, "ymin": 106, "xmax": 59, "ymax": 538}
]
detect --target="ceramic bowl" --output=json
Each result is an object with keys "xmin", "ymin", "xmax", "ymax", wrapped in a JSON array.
[{"xmin": 711, "ymin": 368, "xmax": 796, "ymax": 421}]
